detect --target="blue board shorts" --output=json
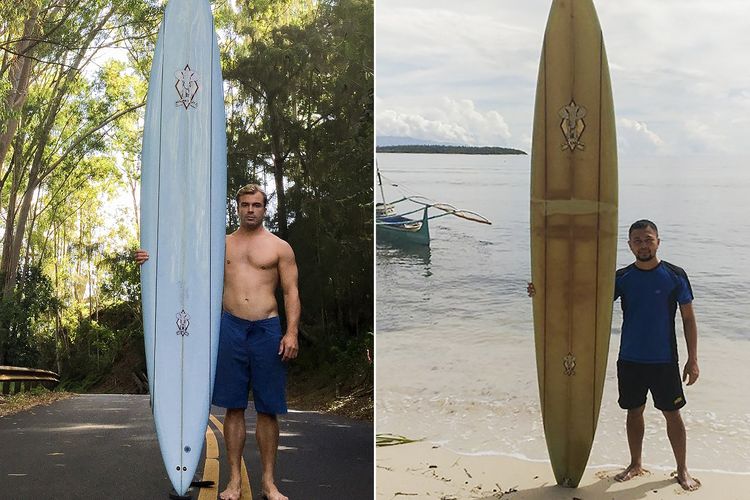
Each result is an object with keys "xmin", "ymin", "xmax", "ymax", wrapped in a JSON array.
[{"xmin": 212, "ymin": 311, "xmax": 287, "ymax": 414}]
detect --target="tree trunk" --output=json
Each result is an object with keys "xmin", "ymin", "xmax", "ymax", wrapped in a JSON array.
[
  {"xmin": 128, "ymin": 158, "xmax": 140, "ymax": 236},
  {"xmin": 0, "ymin": 140, "xmax": 23, "ymax": 275},
  {"xmin": 53, "ymin": 224, "xmax": 68, "ymax": 375},
  {"xmin": 0, "ymin": 6, "xmax": 39, "ymax": 180},
  {"xmin": 267, "ymin": 94, "xmax": 288, "ymax": 236},
  {"xmin": 1, "ymin": 7, "xmax": 113, "ymax": 303},
  {"xmin": 273, "ymin": 154, "xmax": 287, "ymax": 237},
  {"xmin": 0, "ymin": 133, "xmax": 28, "ymax": 359},
  {"xmin": 22, "ymin": 187, "xmax": 43, "ymax": 275},
  {"xmin": 2, "ymin": 163, "xmax": 40, "ymax": 300}
]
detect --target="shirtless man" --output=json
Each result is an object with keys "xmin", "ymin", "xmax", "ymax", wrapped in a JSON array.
[
  {"xmin": 527, "ymin": 219, "xmax": 700, "ymax": 491},
  {"xmin": 136, "ymin": 184, "xmax": 300, "ymax": 500}
]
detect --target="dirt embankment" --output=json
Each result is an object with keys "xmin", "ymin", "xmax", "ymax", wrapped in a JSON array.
[{"xmin": 87, "ymin": 341, "xmax": 373, "ymax": 421}]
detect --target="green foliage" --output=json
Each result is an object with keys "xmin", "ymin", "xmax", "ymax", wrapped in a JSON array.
[
  {"xmin": 99, "ymin": 249, "xmax": 142, "ymax": 309},
  {"xmin": 291, "ymin": 329, "xmax": 373, "ymax": 392},
  {"xmin": 225, "ymin": 0, "xmax": 374, "ymax": 346},
  {"xmin": 1, "ymin": 0, "xmax": 155, "ymax": 372},
  {"xmin": 28, "ymin": 384, "xmax": 50, "ymax": 396},
  {"xmin": 60, "ymin": 317, "xmax": 116, "ymax": 389},
  {"xmin": 58, "ymin": 249, "xmax": 143, "ymax": 391},
  {"xmin": 0, "ymin": 78, "xmax": 11, "ymax": 128},
  {"xmin": 0, "ymin": 0, "xmax": 39, "ymax": 24},
  {"xmin": 1, "ymin": 0, "xmax": 373, "ymax": 401},
  {"xmin": 0, "ymin": 265, "xmax": 59, "ymax": 367}
]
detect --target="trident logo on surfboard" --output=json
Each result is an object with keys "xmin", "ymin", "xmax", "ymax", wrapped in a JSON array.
[
  {"xmin": 176, "ymin": 310, "xmax": 191, "ymax": 336},
  {"xmin": 175, "ymin": 65, "xmax": 199, "ymax": 109},
  {"xmin": 559, "ymin": 100, "xmax": 587, "ymax": 151}
]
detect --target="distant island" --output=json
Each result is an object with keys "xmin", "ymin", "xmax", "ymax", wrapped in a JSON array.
[{"xmin": 376, "ymin": 144, "xmax": 527, "ymax": 155}]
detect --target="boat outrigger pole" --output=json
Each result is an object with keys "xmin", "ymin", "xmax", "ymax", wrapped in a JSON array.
[
  {"xmin": 402, "ymin": 196, "xmax": 491, "ymax": 225},
  {"xmin": 377, "ymin": 163, "xmax": 388, "ymax": 207}
]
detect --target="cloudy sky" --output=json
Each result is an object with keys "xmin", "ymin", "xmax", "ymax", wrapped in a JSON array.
[{"xmin": 376, "ymin": 0, "xmax": 750, "ymax": 156}]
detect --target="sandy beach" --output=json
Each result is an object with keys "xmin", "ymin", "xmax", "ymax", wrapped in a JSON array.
[
  {"xmin": 376, "ymin": 315, "xmax": 750, "ymax": 499},
  {"xmin": 377, "ymin": 440, "xmax": 750, "ymax": 499},
  {"xmin": 376, "ymin": 156, "xmax": 750, "ymax": 499}
]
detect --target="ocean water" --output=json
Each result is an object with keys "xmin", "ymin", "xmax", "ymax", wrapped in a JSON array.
[{"xmin": 376, "ymin": 153, "xmax": 750, "ymax": 474}]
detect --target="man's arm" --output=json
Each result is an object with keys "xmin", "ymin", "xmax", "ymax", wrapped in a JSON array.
[
  {"xmin": 679, "ymin": 301, "xmax": 699, "ymax": 385},
  {"xmin": 278, "ymin": 240, "xmax": 300, "ymax": 361}
]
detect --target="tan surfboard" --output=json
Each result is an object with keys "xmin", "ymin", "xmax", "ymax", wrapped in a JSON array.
[{"xmin": 530, "ymin": 0, "xmax": 618, "ymax": 487}]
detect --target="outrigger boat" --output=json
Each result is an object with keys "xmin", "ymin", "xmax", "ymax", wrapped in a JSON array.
[{"xmin": 376, "ymin": 168, "xmax": 491, "ymax": 247}]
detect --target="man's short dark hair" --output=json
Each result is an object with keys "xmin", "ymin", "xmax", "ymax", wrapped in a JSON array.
[
  {"xmin": 236, "ymin": 184, "xmax": 267, "ymax": 207},
  {"xmin": 629, "ymin": 219, "xmax": 658, "ymax": 237}
]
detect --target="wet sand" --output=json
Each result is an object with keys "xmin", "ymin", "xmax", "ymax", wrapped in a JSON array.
[
  {"xmin": 377, "ymin": 321, "xmax": 750, "ymax": 471},
  {"xmin": 376, "ymin": 322, "xmax": 750, "ymax": 498}
]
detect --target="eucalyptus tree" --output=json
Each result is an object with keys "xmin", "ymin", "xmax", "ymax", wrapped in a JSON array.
[{"xmin": 0, "ymin": 0, "xmax": 160, "ymax": 364}]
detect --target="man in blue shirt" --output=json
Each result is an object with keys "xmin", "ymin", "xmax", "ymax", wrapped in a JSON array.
[
  {"xmin": 613, "ymin": 219, "xmax": 700, "ymax": 491},
  {"xmin": 528, "ymin": 219, "xmax": 701, "ymax": 491}
]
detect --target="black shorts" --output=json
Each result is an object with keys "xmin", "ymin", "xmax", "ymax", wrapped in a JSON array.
[{"xmin": 617, "ymin": 360, "xmax": 686, "ymax": 412}]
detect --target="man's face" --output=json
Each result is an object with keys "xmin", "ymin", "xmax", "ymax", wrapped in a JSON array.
[
  {"xmin": 237, "ymin": 192, "xmax": 266, "ymax": 229},
  {"xmin": 628, "ymin": 227, "xmax": 660, "ymax": 263}
]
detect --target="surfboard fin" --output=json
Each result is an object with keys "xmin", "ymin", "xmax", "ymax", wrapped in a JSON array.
[
  {"xmin": 168, "ymin": 491, "xmax": 192, "ymax": 500},
  {"xmin": 166, "ymin": 480, "xmax": 214, "ymax": 499}
]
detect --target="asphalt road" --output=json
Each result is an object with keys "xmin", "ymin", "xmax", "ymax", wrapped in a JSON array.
[{"xmin": 0, "ymin": 394, "xmax": 373, "ymax": 499}]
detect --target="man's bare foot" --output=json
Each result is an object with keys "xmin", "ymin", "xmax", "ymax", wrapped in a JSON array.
[
  {"xmin": 614, "ymin": 464, "xmax": 649, "ymax": 482},
  {"xmin": 674, "ymin": 471, "xmax": 701, "ymax": 491},
  {"xmin": 262, "ymin": 480, "xmax": 288, "ymax": 500},
  {"xmin": 219, "ymin": 479, "xmax": 242, "ymax": 500}
]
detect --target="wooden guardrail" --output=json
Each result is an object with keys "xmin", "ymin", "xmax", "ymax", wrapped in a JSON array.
[{"xmin": 0, "ymin": 366, "xmax": 60, "ymax": 395}]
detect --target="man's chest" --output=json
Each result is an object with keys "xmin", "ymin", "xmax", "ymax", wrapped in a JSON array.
[
  {"xmin": 621, "ymin": 273, "xmax": 677, "ymax": 306},
  {"xmin": 225, "ymin": 244, "xmax": 278, "ymax": 271}
]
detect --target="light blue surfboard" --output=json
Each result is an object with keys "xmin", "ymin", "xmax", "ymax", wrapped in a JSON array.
[{"xmin": 140, "ymin": 0, "xmax": 226, "ymax": 494}]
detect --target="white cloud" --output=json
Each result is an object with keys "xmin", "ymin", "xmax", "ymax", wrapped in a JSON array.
[
  {"xmin": 618, "ymin": 118, "xmax": 666, "ymax": 155},
  {"xmin": 377, "ymin": 0, "xmax": 750, "ymax": 156},
  {"xmin": 377, "ymin": 98, "xmax": 512, "ymax": 146}
]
